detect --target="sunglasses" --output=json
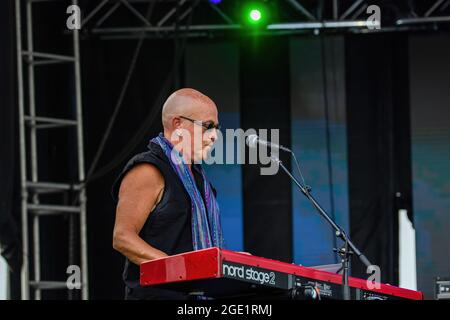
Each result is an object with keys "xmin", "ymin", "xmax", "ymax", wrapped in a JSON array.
[{"xmin": 179, "ymin": 115, "xmax": 221, "ymax": 131}]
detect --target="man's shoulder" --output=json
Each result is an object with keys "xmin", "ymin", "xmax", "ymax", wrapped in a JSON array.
[
  {"xmin": 118, "ymin": 162, "xmax": 164, "ymax": 196},
  {"xmin": 128, "ymin": 144, "xmax": 164, "ymax": 165},
  {"xmin": 111, "ymin": 144, "xmax": 166, "ymax": 201}
]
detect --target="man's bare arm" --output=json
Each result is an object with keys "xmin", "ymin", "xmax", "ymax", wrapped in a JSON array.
[{"xmin": 113, "ymin": 163, "xmax": 168, "ymax": 265}]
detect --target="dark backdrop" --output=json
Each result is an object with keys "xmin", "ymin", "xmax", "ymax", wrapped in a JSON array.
[
  {"xmin": 409, "ymin": 34, "xmax": 450, "ymax": 299},
  {"xmin": 345, "ymin": 33, "xmax": 412, "ymax": 284},
  {"xmin": 240, "ymin": 36, "xmax": 293, "ymax": 263}
]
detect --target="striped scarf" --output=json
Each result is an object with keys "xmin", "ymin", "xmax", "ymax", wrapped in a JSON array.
[{"xmin": 150, "ymin": 133, "xmax": 224, "ymax": 250}]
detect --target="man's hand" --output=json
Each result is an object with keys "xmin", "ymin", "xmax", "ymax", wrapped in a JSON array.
[{"xmin": 113, "ymin": 163, "xmax": 168, "ymax": 265}]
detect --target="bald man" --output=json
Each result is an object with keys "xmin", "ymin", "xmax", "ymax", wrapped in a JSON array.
[{"xmin": 112, "ymin": 88, "xmax": 223, "ymax": 300}]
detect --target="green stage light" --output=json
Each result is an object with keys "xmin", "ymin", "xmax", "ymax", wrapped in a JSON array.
[
  {"xmin": 249, "ymin": 9, "xmax": 262, "ymax": 22},
  {"xmin": 244, "ymin": 3, "xmax": 267, "ymax": 26},
  {"xmin": 241, "ymin": 1, "xmax": 274, "ymax": 28}
]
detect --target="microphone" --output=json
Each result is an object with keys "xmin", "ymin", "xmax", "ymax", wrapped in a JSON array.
[{"xmin": 245, "ymin": 134, "xmax": 291, "ymax": 152}]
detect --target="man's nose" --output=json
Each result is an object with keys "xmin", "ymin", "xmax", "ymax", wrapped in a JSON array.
[{"xmin": 208, "ymin": 128, "xmax": 218, "ymax": 143}]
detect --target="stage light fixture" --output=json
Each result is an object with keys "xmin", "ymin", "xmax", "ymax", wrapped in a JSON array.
[
  {"xmin": 249, "ymin": 9, "xmax": 262, "ymax": 22},
  {"xmin": 240, "ymin": 1, "xmax": 274, "ymax": 28}
]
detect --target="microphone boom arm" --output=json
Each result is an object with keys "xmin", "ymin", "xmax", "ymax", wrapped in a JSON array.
[{"xmin": 270, "ymin": 155, "xmax": 372, "ymax": 300}]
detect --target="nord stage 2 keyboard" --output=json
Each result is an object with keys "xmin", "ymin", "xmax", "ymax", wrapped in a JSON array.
[{"xmin": 140, "ymin": 247, "xmax": 423, "ymax": 300}]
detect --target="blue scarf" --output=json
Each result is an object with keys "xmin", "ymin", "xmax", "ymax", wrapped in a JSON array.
[{"xmin": 150, "ymin": 133, "xmax": 224, "ymax": 250}]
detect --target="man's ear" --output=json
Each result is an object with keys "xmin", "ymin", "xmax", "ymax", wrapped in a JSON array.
[{"xmin": 172, "ymin": 116, "xmax": 181, "ymax": 129}]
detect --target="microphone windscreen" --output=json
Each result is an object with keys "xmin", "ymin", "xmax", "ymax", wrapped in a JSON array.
[{"xmin": 246, "ymin": 134, "xmax": 259, "ymax": 148}]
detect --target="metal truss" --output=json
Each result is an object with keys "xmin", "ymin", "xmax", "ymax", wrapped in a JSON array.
[
  {"xmin": 15, "ymin": 0, "xmax": 88, "ymax": 300},
  {"xmin": 397, "ymin": 0, "xmax": 450, "ymax": 25},
  {"xmin": 77, "ymin": 0, "xmax": 450, "ymax": 39}
]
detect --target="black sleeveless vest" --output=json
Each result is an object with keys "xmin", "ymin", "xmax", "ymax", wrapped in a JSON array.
[{"xmin": 112, "ymin": 142, "xmax": 212, "ymax": 300}]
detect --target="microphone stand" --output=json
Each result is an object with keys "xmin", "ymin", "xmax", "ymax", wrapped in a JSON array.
[{"xmin": 270, "ymin": 155, "xmax": 372, "ymax": 300}]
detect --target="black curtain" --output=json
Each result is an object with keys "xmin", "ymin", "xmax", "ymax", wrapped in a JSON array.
[
  {"xmin": 81, "ymin": 37, "xmax": 177, "ymax": 298},
  {"xmin": 345, "ymin": 33, "xmax": 412, "ymax": 284},
  {"xmin": 240, "ymin": 36, "xmax": 293, "ymax": 263},
  {"xmin": 0, "ymin": 0, "xmax": 22, "ymax": 297}
]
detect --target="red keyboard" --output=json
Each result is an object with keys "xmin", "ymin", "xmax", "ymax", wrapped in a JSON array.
[{"xmin": 140, "ymin": 247, "xmax": 423, "ymax": 300}]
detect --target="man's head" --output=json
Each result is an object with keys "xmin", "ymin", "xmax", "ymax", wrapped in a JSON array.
[{"xmin": 162, "ymin": 88, "xmax": 219, "ymax": 163}]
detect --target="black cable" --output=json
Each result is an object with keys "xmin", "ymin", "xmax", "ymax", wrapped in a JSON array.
[
  {"xmin": 85, "ymin": 0, "xmax": 200, "ymax": 183},
  {"xmin": 290, "ymin": 151, "xmax": 311, "ymax": 192},
  {"xmin": 65, "ymin": 5, "xmax": 199, "ymax": 286},
  {"xmin": 85, "ymin": 1, "xmax": 156, "ymax": 181},
  {"xmin": 320, "ymin": 35, "xmax": 338, "ymax": 263},
  {"xmin": 68, "ymin": 1, "xmax": 197, "ymax": 204},
  {"xmin": 87, "ymin": 73, "xmax": 173, "ymax": 181}
]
